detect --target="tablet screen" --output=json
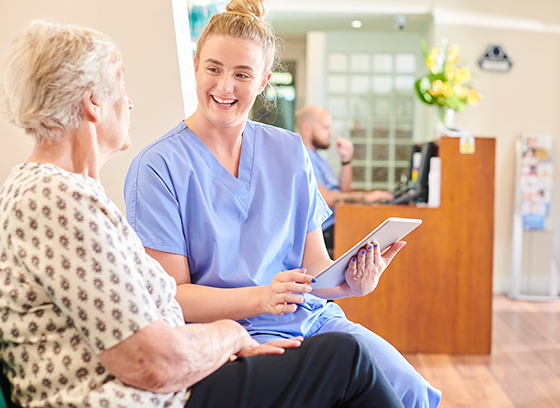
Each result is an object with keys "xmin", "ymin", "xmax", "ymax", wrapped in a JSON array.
[{"xmin": 311, "ymin": 217, "xmax": 422, "ymax": 290}]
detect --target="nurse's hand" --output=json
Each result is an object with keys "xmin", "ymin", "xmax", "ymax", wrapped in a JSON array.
[
  {"xmin": 261, "ymin": 269, "xmax": 314, "ymax": 315},
  {"xmin": 344, "ymin": 240, "xmax": 406, "ymax": 297}
]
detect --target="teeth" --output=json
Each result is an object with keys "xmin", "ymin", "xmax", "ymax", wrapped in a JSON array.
[{"xmin": 213, "ymin": 96, "xmax": 236, "ymax": 104}]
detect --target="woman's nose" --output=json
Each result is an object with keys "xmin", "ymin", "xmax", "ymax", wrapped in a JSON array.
[{"xmin": 217, "ymin": 75, "xmax": 233, "ymax": 93}]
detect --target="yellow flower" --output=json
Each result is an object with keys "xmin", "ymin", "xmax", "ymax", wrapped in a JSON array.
[
  {"xmin": 454, "ymin": 67, "xmax": 471, "ymax": 85},
  {"xmin": 445, "ymin": 64, "xmax": 456, "ymax": 80},
  {"xmin": 454, "ymin": 85, "xmax": 469, "ymax": 98},
  {"xmin": 447, "ymin": 45, "xmax": 460, "ymax": 65},
  {"xmin": 427, "ymin": 47, "xmax": 439, "ymax": 74},
  {"xmin": 467, "ymin": 89, "xmax": 479, "ymax": 106},
  {"xmin": 439, "ymin": 82, "xmax": 454, "ymax": 98}
]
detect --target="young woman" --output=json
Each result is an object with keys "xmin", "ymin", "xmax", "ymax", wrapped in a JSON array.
[{"xmin": 124, "ymin": 1, "xmax": 442, "ymax": 407}]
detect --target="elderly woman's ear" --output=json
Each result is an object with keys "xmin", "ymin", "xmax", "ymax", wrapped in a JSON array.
[{"xmin": 82, "ymin": 91, "xmax": 101, "ymax": 122}]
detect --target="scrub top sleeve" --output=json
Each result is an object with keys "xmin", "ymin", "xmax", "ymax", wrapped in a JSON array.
[
  {"xmin": 302, "ymin": 145, "xmax": 333, "ymax": 233},
  {"xmin": 124, "ymin": 156, "xmax": 188, "ymax": 257}
]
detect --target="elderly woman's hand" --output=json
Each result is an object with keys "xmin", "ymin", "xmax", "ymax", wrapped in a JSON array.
[
  {"xmin": 232, "ymin": 336, "xmax": 304, "ymax": 360},
  {"xmin": 343, "ymin": 240, "xmax": 407, "ymax": 297}
]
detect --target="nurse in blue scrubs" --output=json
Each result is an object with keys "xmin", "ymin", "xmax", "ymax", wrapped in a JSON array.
[{"xmin": 124, "ymin": 0, "xmax": 442, "ymax": 406}]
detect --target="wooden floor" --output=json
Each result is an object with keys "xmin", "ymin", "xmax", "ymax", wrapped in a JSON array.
[{"xmin": 404, "ymin": 295, "xmax": 560, "ymax": 408}]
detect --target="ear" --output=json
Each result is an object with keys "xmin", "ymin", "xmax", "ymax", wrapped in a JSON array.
[
  {"xmin": 194, "ymin": 56, "xmax": 199, "ymax": 78},
  {"xmin": 258, "ymin": 71, "xmax": 272, "ymax": 94},
  {"xmin": 300, "ymin": 121, "xmax": 312, "ymax": 136},
  {"xmin": 82, "ymin": 91, "xmax": 101, "ymax": 123}
]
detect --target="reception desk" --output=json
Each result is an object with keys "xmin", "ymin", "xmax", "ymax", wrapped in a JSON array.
[{"xmin": 334, "ymin": 137, "xmax": 495, "ymax": 354}]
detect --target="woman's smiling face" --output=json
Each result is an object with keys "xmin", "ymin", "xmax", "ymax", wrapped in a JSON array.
[{"xmin": 195, "ymin": 35, "xmax": 271, "ymax": 130}]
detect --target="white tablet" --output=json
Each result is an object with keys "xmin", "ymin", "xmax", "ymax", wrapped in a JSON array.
[{"xmin": 312, "ymin": 217, "xmax": 422, "ymax": 290}]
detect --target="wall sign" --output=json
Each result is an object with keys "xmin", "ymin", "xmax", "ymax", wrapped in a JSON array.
[{"xmin": 478, "ymin": 45, "xmax": 512, "ymax": 72}]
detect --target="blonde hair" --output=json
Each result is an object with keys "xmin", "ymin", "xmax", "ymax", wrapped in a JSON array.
[
  {"xmin": 195, "ymin": 0, "xmax": 279, "ymax": 76},
  {"xmin": 0, "ymin": 20, "xmax": 122, "ymax": 143}
]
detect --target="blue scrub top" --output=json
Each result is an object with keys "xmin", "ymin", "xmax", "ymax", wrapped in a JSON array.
[
  {"xmin": 305, "ymin": 147, "xmax": 340, "ymax": 230},
  {"xmin": 125, "ymin": 120, "xmax": 333, "ymax": 337}
]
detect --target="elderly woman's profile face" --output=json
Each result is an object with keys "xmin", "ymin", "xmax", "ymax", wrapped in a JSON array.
[{"xmin": 97, "ymin": 64, "xmax": 134, "ymax": 154}]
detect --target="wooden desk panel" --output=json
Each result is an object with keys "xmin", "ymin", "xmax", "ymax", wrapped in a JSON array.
[{"xmin": 334, "ymin": 137, "xmax": 495, "ymax": 354}]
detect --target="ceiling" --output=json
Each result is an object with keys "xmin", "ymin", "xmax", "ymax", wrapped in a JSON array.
[{"xmin": 267, "ymin": 0, "xmax": 560, "ymax": 33}]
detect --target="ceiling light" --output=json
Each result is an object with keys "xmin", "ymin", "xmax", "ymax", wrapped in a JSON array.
[{"xmin": 351, "ymin": 20, "xmax": 362, "ymax": 28}]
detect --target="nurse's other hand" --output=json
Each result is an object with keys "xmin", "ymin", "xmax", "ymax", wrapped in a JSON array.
[
  {"xmin": 261, "ymin": 269, "xmax": 314, "ymax": 315},
  {"xmin": 344, "ymin": 240, "xmax": 406, "ymax": 297}
]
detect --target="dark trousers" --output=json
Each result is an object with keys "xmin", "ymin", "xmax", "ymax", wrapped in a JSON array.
[{"xmin": 186, "ymin": 332, "xmax": 404, "ymax": 408}]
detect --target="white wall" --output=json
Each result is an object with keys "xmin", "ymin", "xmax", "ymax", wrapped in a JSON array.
[
  {"xmin": 433, "ymin": 24, "xmax": 560, "ymax": 293},
  {"xmin": 0, "ymin": 0, "xmax": 187, "ymax": 212}
]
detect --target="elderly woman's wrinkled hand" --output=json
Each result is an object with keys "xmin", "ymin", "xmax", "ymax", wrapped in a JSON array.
[
  {"xmin": 231, "ymin": 336, "xmax": 304, "ymax": 360},
  {"xmin": 343, "ymin": 240, "xmax": 407, "ymax": 297}
]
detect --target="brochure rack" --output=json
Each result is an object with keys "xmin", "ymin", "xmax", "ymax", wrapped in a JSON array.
[{"xmin": 510, "ymin": 133, "xmax": 559, "ymax": 301}]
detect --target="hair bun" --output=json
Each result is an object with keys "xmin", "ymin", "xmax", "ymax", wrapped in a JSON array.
[{"xmin": 225, "ymin": 0, "xmax": 268, "ymax": 21}]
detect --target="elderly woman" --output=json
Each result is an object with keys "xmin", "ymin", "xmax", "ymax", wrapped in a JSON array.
[{"xmin": 0, "ymin": 19, "xmax": 405, "ymax": 408}]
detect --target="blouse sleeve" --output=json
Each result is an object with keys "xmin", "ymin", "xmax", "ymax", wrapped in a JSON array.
[{"xmin": 9, "ymin": 177, "xmax": 161, "ymax": 355}]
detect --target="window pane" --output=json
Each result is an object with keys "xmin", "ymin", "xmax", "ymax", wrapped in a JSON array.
[
  {"xmin": 372, "ymin": 144, "xmax": 388, "ymax": 160},
  {"xmin": 395, "ymin": 123, "xmax": 413, "ymax": 139},
  {"xmin": 395, "ymin": 75, "xmax": 415, "ymax": 91},
  {"xmin": 372, "ymin": 75, "xmax": 393, "ymax": 93},
  {"xmin": 395, "ymin": 144, "xmax": 414, "ymax": 161},
  {"xmin": 349, "ymin": 96, "xmax": 369, "ymax": 117},
  {"xmin": 328, "ymin": 75, "xmax": 347, "ymax": 94},
  {"xmin": 395, "ymin": 53, "xmax": 416, "ymax": 73},
  {"xmin": 350, "ymin": 53, "xmax": 370, "ymax": 72},
  {"xmin": 327, "ymin": 97, "xmax": 347, "ymax": 116},
  {"xmin": 372, "ymin": 167, "xmax": 388, "ymax": 182},
  {"xmin": 395, "ymin": 167, "xmax": 410, "ymax": 183},
  {"xmin": 353, "ymin": 166, "xmax": 366, "ymax": 182},
  {"xmin": 372, "ymin": 99, "xmax": 390, "ymax": 116},
  {"xmin": 349, "ymin": 120, "xmax": 367, "ymax": 138},
  {"xmin": 373, "ymin": 123, "xmax": 389, "ymax": 139},
  {"xmin": 350, "ymin": 75, "xmax": 370, "ymax": 95},
  {"xmin": 332, "ymin": 119, "xmax": 347, "ymax": 138},
  {"xmin": 395, "ymin": 98, "xmax": 414, "ymax": 117},
  {"xmin": 328, "ymin": 53, "xmax": 347, "ymax": 72},
  {"xmin": 353, "ymin": 143, "xmax": 367, "ymax": 160},
  {"xmin": 373, "ymin": 53, "xmax": 393, "ymax": 73}
]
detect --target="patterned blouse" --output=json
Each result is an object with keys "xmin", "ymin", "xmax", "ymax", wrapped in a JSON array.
[{"xmin": 0, "ymin": 163, "xmax": 188, "ymax": 408}]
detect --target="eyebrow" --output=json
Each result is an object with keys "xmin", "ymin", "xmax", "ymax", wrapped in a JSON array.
[{"xmin": 204, "ymin": 59, "xmax": 255, "ymax": 73}]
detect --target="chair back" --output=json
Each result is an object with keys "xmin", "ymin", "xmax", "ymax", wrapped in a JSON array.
[{"xmin": 0, "ymin": 369, "xmax": 20, "ymax": 408}]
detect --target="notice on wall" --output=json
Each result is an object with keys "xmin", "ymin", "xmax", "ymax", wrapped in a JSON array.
[{"xmin": 519, "ymin": 133, "xmax": 554, "ymax": 231}]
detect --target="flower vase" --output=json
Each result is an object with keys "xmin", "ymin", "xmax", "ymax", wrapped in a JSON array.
[{"xmin": 439, "ymin": 107, "xmax": 455, "ymax": 128}]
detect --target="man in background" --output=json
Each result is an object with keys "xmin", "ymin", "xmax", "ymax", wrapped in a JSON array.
[{"xmin": 296, "ymin": 106, "xmax": 393, "ymax": 253}]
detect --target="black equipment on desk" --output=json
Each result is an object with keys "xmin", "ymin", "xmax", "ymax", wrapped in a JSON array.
[{"xmin": 389, "ymin": 141, "xmax": 438, "ymax": 205}]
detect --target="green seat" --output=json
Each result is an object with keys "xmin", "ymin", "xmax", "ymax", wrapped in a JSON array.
[{"xmin": 0, "ymin": 369, "xmax": 19, "ymax": 408}]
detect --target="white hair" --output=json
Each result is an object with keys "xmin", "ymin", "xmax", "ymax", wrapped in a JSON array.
[{"xmin": 0, "ymin": 20, "xmax": 122, "ymax": 143}]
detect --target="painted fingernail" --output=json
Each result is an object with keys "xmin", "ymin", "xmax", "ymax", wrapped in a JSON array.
[
  {"xmin": 367, "ymin": 245, "xmax": 373, "ymax": 250},
  {"xmin": 361, "ymin": 250, "xmax": 366, "ymax": 255},
  {"xmin": 403, "ymin": 242, "xmax": 407, "ymax": 246},
  {"xmin": 353, "ymin": 257, "xmax": 357, "ymax": 262},
  {"xmin": 374, "ymin": 243, "xmax": 379, "ymax": 248},
  {"xmin": 311, "ymin": 277, "xmax": 317, "ymax": 283}
]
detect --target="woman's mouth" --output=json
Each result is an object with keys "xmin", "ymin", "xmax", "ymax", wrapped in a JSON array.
[{"xmin": 212, "ymin": 95, "xmax": 237, "ymax": 107}]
